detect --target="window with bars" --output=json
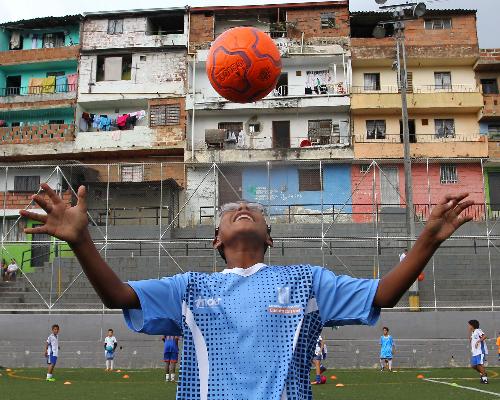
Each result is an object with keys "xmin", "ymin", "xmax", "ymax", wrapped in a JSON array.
[
  {"xmin": 42, "ymin": 32, "xmax": 65, "ymax": 48},
  {"xmin": 366, "ymin": 120, "xmax": 386, "ymax": 139},
  {"xmin": 425, "ymin": 18, "xmax": 452, "ymax": 30},
  {"xmin": 360, "ymin": 164, "xmax": 371, "ymax": 173},
  {"xmin": 3, "ymin": 218, "xmax": 26, "ymax": 242},
  {"xmin": 320, "ymin": 13, "xmax": 336, "ymax": 29},
  {"xmin": 121, "ymin": 165, "xmax": 144, "ymax": 182},
  {"xmin": 434, "ymin": 72, "xmax": 452, "ymax": 90},
  {"xmin": 308, "ymin": 119, "xmax": 339, "ymax": 145},
  {"xmin": 440, "ymin": 164, "xmax": 458, "ymax": 184},
  {"xmin": 434, "ymin": 119, "xmax": 455, "ymax": 138},
  {"xmin": 298, "ymin": 169, "xmax": 322, "ymax": 191},
  {"xmin": 150, "ymin": 104, "xmax": 180, "ymax": 127},
  {"xmin": 14, "ymin": 176, "xmax": 40, "ymax": 192},
  {"xmin": 364, "ymin": 73, "xmax": 380, "ymax": 91},
  {"xmin": 107, "ymin": 19, "xmax": 124, "ymax": 34},
  {"xmin": 218, "ymin": 122, "xmax": 243, "ymax": 141},
  {"xmin": 481, "ymin": 79, "xmax": 499, "ymax": 94}
]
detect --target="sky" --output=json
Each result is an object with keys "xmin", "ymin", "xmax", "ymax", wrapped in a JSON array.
[{"xmin": 0, "ymin": 0, "xmax": 497, "ymax": 48}]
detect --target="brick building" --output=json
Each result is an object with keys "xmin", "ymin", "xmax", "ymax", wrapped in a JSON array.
[{"xmin": 350, "ymin": 9, "xmax": 486, "ymax": 222}]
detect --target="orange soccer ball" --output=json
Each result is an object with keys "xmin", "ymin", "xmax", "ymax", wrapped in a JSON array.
[{"xmin": 206, "ymin": 27, "xmax": 282, "ymax": 103}]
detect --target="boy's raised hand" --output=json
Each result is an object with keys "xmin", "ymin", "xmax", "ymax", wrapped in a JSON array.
[
  {"xmin": 423, "ymin": 192, "xmax": 474, "ymax": 244},
  {"xmin": 19, "ymin": 183, "xmax": 89, "ymax": 244}
]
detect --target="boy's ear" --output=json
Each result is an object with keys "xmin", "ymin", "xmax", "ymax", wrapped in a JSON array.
[{"xmin": 213, "ymin": 228, "xmax": 222, "ymax": 249}]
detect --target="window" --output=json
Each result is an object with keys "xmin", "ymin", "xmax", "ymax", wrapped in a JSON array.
[
  {"xmin": 46, "ymin": 71, "xmax": 65, "ymax": 77},
  {"xmin": 308, "ymin": 119, "xmax": 339, "ymax": 145},
  {"xmin": 360, "ymin": 164, "xmax": 371, "ymax": 173},
  {"xmin": 248, "ymin": 123, "xmax": 260, "ymax": 133},
  {"xmin": 425, "ymin": 18, "xmax": 452, "ymax": 30},
  {"xmin": 107, "ymin": 19, "xmax": 123, "ymax": 35},
  {"xmin": 48, "ymin": 120, "xmax": 64, "ymax": 125},
  {"xmin": 488, "ymin": 125, "xmax": 500, "ymax": 139},
  {"xmin": 14, "ymin": 176, "xmax": 40, "ymax": 192},
  {"xmin": 121, "ymin": 165, "xmax": 143, "ymax": 182},
  {"xmin": 481, "ymin": 79, "xmax": 499, "ymax": 94},
  {"xmin": 488, "ymin": 172, "xmax": 500, "ymax": 211},
  {"xmin": 218, "ymin": 122, "xmax": 243, "ymax": 142},
  {"xmin": 298, "ymin": 169, "xmax": 322, "ymax": 191},
  {"xmin": 97, "ymin": 54, "xmax": 132, "ymax": 81},
  {"xmin": 320, "ymin": 13, "xmax": 335, "ymax": 29},
  {"xmin": 364, "ymin": 73, "xmax": 380, "ymax": 91},
  {"xmin": 146, "ymin": 15, "xmax": 184, "ymax": 35},
  {"xmin": 435, "ymin": 72, "xmax": 452, "ymax": 90},
  {"xmin": 42, "ymin": 32, "xmax": 65, "ymax": 48},
  {"xmin": 150, "ymin": 104, "xmax": 180, "ymax": 127},
  {"xmin": 366, "ymin": 120, "xmax": 386, "ymax": 139},
  {"xmin": 11, "ymin": 122, "xmax": 20, "ymax": 127},
  {"xmin": 434, "ymin": 119, "xmax": 455, "ymax": 138},
  {"xmin": 440, "ymin": 165, "xmax": 458, "ymax": 184},
  {"xmin": 3, "ymin": 218, "xmax": 26, "ymax": 242}
]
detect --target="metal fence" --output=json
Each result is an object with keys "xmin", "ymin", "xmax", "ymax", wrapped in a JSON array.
[{"xmin": 0, "ymin": 159, "xmax": 498, "ymax": 313}]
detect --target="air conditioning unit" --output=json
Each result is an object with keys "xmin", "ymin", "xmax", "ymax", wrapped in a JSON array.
[{"xmin": 205, "ymin": 129, "xmax": 226, "ymax": 147}]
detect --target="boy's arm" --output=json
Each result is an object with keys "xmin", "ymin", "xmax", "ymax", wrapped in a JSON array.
[
  {"xmin": 44, "ymin": 342, "xmax": 48, "ymax": 356},
  {"xmin": 20, "ymin": 184, "xmax": 138, "ymax": 309},
  {"xmin": 374, "ymin": 193, "xmax": 473, "ymax": 308}
]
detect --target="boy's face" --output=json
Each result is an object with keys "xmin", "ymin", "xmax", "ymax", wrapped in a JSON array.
[
  {"xmin": 214, "ymin": 202, "xmax": 272, "ymax": 254},
  {"xmin": 383, "ymin": 328, "xmax": 388, "ymax": 335},
  {"xmin": 52, "ymin": 327, "xmax": 59, "ymax": 335},
  {"xmin": 468, "ymin": 324, "xmax": 474, "ymax": 333},
  {"xmin": 108, "ymin": 330, "xmax": 113, "ymax": 337}
]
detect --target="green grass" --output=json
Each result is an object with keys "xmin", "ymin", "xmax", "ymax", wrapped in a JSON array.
[{"xmin": 2, "ymin": 367, "xmax": 500, "ymax": 399}]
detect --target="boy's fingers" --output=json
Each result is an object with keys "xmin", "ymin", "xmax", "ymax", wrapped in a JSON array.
[
  {"xmin": 19, "ymin": 210, "xmax": 47, "ymax": 223},
  {"xmin": 31, "ymin": 194, "xmax": 52, "ymax": 213},
  {"xmin": 457, "ymin": 215, "xmax": 473, "ymax": 227},
  {"xmin": 40, "ymin": 183, "xmax": 62, "ymax": 204},
  {"xmin": 24, "ymin": 226, "xmax": 48, "ymax": 235},
  {"xmin": 76, "ymin": 185, "xmax": 87, "ymax": 211},
  {"xmin": 453, "ymin": 200, "xmax": 475, "ymax": 216}
]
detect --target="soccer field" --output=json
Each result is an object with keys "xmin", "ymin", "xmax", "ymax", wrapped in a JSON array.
[{"xmin": 2, "ymin": 367, "xmax": 500, "ymax": 400}]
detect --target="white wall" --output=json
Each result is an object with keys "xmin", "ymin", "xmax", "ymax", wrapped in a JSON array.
[
  {"xmin": 184, "ymin": 167, "xmax": 217, "ymax": 226},
  {"xmin": 0, "ymin": 167, "xmax": 62, "ymax": 192}
]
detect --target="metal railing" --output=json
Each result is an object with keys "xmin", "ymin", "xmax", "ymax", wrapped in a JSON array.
[
  {"xmin": 354, "ymin": 133, "xmax": 482, "ymax": 143},
  {"xmin": 88, "ymin": 206, "xmax": 171, "ymax": 226},
  {"xmin": 0, "ymin": 84, "xmax": 76, "ymax": 97},
  {"xmin": 351, "ymin": 84, "xmax": 479, "ymax": 94}
]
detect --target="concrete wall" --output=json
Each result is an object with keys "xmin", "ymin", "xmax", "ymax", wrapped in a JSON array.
[{"xmin": 1, "ymin": 311, "xmax": 500, "ymax": 368}]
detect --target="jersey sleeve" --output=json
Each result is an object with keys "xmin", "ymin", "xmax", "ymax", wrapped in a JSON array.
[
  {"xmin": 311, "ymin": 266, "xmax": 380, "ymax": 326},
  {"xmin": 122, "ymin": 273, "xmax": 188, "ymax": 336}
]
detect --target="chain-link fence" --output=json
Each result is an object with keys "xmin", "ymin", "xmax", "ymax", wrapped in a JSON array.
[{"xmin": 0, "ymin": 159, "xmax": 498, "ymax": 313}]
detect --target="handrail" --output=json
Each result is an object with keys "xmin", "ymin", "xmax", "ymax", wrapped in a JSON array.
[
  {"xmin": 0, "ymin": 84, "xmax": 76, "ymax": 97},
  {"xmin": 354, "ymin": 133, "xmax": 483, "ymax": 143},
  {"xmin": 351, "ymin": 84, "xmax": 480, "ymax": 94}
]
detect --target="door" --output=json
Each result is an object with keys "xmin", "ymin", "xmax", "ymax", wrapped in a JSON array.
[
  {"xmin": 6, "ymin": 75, "xmax": 21, "ymax": 95},
  {"xmin": 275, "ymin": 73, "xmax": 288, "ymax": 96},
  {"xmin": 218, "ymin": 170, "xmax": 242, "ymax": 206},
  {"xmin": 380, "ymin": 167, "xmax": 400, "ymax": 205},
  {"xmin": 31, "ymin": 228, "xmax": 51, "ymax": 267},
  {"xmin": 400, "ymin": 120, "xmax": 416, "ymax": 143},
  {"xmin": 272, "ymin": 121, "xmax": 290, "ymax": 149}
]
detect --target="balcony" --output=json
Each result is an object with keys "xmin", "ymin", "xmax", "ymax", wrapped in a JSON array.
[
  {"xmin": 188, "ymin": 83, "xmax": 350, "ymax": 112},
  {"xmin": 0, "ymin": 45, "xmax": 80, "ymax": 66},
  {"xmin": 0, "ymin": 123, "xmax": 75, "ymax": 145},
  {"xmin": 0, "ymin": 83, "xmax": 77, "ymax": 105},
  {"xmin": 351, "ymin": 85, "xmax": 483, "ymax": 113},
  {"xmin": 353, "ymin": 133, "xmax": 488, "ymax": 159},
  {"xmin": 479, "ymin": 94, "xmax": 500, "ymax": 121}
]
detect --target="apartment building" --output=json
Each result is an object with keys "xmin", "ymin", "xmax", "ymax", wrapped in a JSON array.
[
  {"xmin": 185, "ymin": 1, "xmax": 353, "ymax": 225},
  {"xmin": 350, "ymin": 9, "xmax": 486, "ymax": 222},
  {"xmin": 475, "ymin": 49, "xmax": 500, "ymax": 215},
  {"xmin": 76, "ymin": 8, "xmax": 191, "ymax": 227}
]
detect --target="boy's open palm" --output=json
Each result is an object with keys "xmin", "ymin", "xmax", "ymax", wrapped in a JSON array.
[
  {"xmin": 20, "ymin": 183, "xmax": 89, "ymax": 245},
  {"xmin": 424, "ymin": 193, "xmax": 474, "ymax": 244}
]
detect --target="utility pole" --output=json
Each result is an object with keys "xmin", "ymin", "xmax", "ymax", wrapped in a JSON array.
[{"xmin": 373, "ymin": 1, "xmax": 426, "ymax": 307}]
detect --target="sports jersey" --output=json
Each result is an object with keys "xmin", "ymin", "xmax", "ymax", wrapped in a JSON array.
[
  {"xmin": 123, "ymin": 263, "xmax": 380, "ymax": 400},
  {"xmin": 496, "ymin": 336, "xmax": 500, "ymax": 353},
  {"xmin": 163, "ymin": 336, "xmax": 179, "ymax": 353},
  {"xmin": 104, "ymin": 336, "xmax": 117, "ymax": 351},
  {"xmin": 47, "ymin": 333, "xmax": 59, "ymax": 357},
  {"xmin": 380, "ymin": 335, "xmax": 394, "ymax": 359},
  {"xmin": 471, "ymin": 328, "xmax": 488, "ymax": 356}
]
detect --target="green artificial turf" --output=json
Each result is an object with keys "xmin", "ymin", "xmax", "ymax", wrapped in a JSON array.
[{"xmin": 1, "ymin": 367, "xmax": 499, "ymax": 399}]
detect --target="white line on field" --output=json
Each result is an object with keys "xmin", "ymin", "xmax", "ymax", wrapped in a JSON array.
[{"xmin": 423, "ymin": 378, "xmax": 500, "ymax": 397}]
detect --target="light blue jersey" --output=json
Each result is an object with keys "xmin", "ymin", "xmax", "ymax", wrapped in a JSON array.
[
  {"xmin": 124, "ymin": 263, "xmax": 380, "ymax": 400},
  {"xmin": 380, "ymin": 335, "xmax": 394, "ymax": 359}
]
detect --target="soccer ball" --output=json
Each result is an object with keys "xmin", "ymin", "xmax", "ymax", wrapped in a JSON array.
[
  {"xmin": 206, "ymin": 27, "xmax": 282, "ymax": 103},
  {"xmin": 320, "ymin": 376, "xmax": 327, "ymax": 384}
]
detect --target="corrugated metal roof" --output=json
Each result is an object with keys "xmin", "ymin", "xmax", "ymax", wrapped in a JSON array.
[
  {"xmin": 83, "ymin": 7, "xmax": 186, "ymax": 18},
  {"xmin": 351, "ymin": 9, "xmax": 476, "ymax": 17},
  {"xmin": 191, "ymin": 1, "xmax": 348, "ymax": 13},
  {"xmin": 0, "ymin": 14, "xmax": 82, "ymax": 29}
]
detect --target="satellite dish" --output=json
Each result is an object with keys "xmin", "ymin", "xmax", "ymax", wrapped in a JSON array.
[
  {"xmin": 413, "ymin": 2, "xmax": 426, "ymax": 17},
  {"xmin": 373, "ymin": 25, "xmax": 386, "ymax": 39},
  {"xmin": 375, "ymin": 0, "xmax": 388, "ymax": 4}
]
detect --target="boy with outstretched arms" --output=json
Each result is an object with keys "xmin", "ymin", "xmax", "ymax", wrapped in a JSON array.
[{"xmin": 21, "ymin": 184, "xmax": 473, "ymax": 399}]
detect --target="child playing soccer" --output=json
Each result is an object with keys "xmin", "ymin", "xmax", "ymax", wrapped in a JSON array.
[
  {"xmin": 469, "ymin": 319, "xmax": 489, "ymax": 384},
  {"xmin": 162, "ymin": 335, "xmax": 180, "ymax": 382},
  {"xmin": 44, "ymin": 324, "xmax": 59, "ymax": 382},
  {"xmin": 104, "ymin": 329, "xmax": 118, "ymax": 371},
  {"xmin": 311, "ymin": 335, "xmax": 326, "ymax": 384},
  {"xmin": 379, "ymin": 327, "xmax": 395, "ymax": 371},
  {"xmin": 496, "ymin": 331, "xmax": 500, "ymax": 362},
  {"xmin": 21, "ymin": 184, "xmax": 473, "ymax": 399}
]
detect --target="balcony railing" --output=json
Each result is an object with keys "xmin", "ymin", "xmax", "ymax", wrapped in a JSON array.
[
  {"xmin": 352, "ymin": 84, "xmax": 480, "ymax": 94},
  {"xmin": 265, "ymin": 30, "xmax": 288, "ymax": 39},
  {"xmin": 273, "ymin": 82, "xmax": 349, "ymax": 97},
  {"xmin": 354, "ymin": 133, "xmax": 482, "ymax": 143},
  {"xmin": 0, "ymin": 84, "xmax": 76, "ymax": 97}
]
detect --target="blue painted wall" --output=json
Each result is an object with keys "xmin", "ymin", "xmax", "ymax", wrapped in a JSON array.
[
  {"xmin": 242, "ymin": 164, "xmax": 352, "ymax": 213},
  {"xmin": 0, "ymin": 29, "xmax": 9, "ymax": 51},
  {"xmin": 0, "ymin": 24, "xmax": 79, "ymax": 52}
]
